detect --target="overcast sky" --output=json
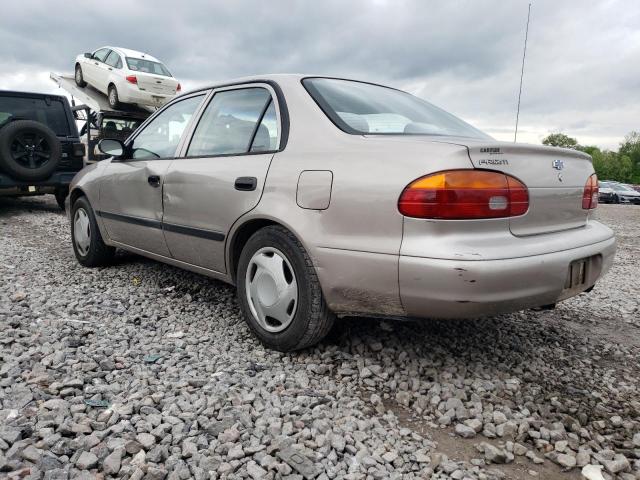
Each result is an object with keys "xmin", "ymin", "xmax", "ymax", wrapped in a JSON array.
[{"xmin": 1, "ymin": 0, "xmax": 637, "ymax": 149}]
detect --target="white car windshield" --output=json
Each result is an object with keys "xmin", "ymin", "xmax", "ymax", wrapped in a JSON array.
[
  {"xmin": 126, "ymin": 57, "xmax": 172, "ymax": 77},
  {"xmin": 303, "ymin": 77, "xmax": 491, "ymax": 139}
]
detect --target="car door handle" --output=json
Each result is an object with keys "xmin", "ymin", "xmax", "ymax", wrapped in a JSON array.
[
  {"xmin": 108, "ymin": 67, "xmax": 113, "ymax": 71},
  {"xmin": 148, "ymin": 175, "xmax": 161, "ymax": 187},
  {"xmin": 94, "ymin": 62, "xmax": 99, "ymax": 66},
  {"xmin": 234, "ymin": 177, "xmax": 257, "ymax": 191}
]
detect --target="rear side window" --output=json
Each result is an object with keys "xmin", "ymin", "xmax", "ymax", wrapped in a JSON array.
[
  {"xmin": 187, "ymin": 88, "xmax": 275, "ymax": 157},
  {"xmin": 105, "ymin": 51, "xmax": 122, "ymax": 68},
  {"xmin": 0, "ymin": 96, "xmax": 70, "ymax": 136}
]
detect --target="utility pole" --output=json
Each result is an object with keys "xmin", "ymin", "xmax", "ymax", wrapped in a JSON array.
[{"xmin": 514, "ymin": 3, "xmax": 532, "ymax": 143}]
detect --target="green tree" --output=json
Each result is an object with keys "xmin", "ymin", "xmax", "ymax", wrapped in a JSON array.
[
  {"xmin": 618, "ymin": 131, "xmax": 640, "ymax": 183},
  {"xmin": 542, "ymin": 132, "xmax": 579, "ymax": 149}
]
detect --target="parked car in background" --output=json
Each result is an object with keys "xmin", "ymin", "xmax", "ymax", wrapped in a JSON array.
[
  {"xmin": 67, "ymin": 75, "xmax": 616, "ymax": 351},
  {"xmin": 74, "ymin": 47, "xmax": 181, "ymax": 109},
  {"xmin": 609, "ymin": 182, "xmax": 640, "ymax": 204},
  {"xmin": 0, "ymin": 90, "xmax": 84, "ymax": 208},
  {"xmin": 598, "ymin": 181, "xmax": 616, "ymax": 204}
]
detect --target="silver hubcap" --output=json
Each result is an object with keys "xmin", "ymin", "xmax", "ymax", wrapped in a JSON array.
[
  {"xmin": 73, "ymin": 208, "xmax": 91, "ymax": 256},
  {"xmin": 245, "ymin": 247, "xmax": 298, "ymax": 333},
  {"xmin": 109, "ymin": 90, "xmax": 116, "ymax": 104},
  {"xmin": 76, "ymin": 69, "xmax": 81, "ymax": 82}
]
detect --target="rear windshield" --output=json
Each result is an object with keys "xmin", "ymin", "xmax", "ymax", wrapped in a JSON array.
[
  {"xmin": 126, "ymin": 57, "xmax": 172, "ymax": 77},
  {"xmin": 303, "ymin": 77, "xmax": 491, "ymax": 139},
  {"xmin": 0, "ymin": 95, "xmax": 71, "ymax": 136}
]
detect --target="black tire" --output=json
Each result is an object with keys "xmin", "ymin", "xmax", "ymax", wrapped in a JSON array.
[
  {"xmin": 613, "ymin": 195, "xmax": 620, "ymax": 204},
  {"xmin": 70, "ymin": 196, "xmax": 115, "ymax": 267},
  {"xmin": 0, "ymin": 120, "xmax": 62, "ymax": 181},
  {"xmin": 54, "ymin": 188, "xmax": 68, "ymax": 210},
  {"xmin": 75, "ymin": 64, "xmax": 87, "ymax": 87},
  {"xmin": 236, "ymin": 226, "xmax": 335, "ymax": 352},
  {"xmin": 108, "ymin": 85, "xmax": 120, "ymax": 109}
]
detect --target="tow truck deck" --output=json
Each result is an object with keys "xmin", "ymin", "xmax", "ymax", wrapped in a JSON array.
[{"xmin": 50, "ymin": 73, "xmax": 153, "ymax": 162}]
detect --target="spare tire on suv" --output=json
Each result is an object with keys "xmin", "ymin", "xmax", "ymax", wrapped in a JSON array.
[{"xmin": 0, "ymin": 120, "xmax": 62, "ymax": 181}]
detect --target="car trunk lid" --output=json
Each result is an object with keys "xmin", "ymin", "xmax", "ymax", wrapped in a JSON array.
[
  {"xmin": 435, "ymin": 138, "xmax": 594, "ymax": 236},
  {"xmin": 135, "ymin": 73, "xmax": 178, "ymax": 96}
]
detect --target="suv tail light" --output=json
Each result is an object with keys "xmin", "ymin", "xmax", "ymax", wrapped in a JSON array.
[
  {"xmin": 582, "ymin": 173, "xmax": 598, "ymax": 209},
  {"xmin": 125, "ymin": 75, "xmax": 138, "ymax": 84},
  {"xmin": 176, "ymin": 83, "xmax": 182, "ymax": 93},
  {"xmin": 398, "ymin": 170, "xmax": 529, "ymax": 219}
]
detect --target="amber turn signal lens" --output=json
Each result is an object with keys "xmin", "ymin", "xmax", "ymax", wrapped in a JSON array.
[
  {"xmin": 582, "ymin": 173, "xmax": 598, "ymax": 210},
  {"xmin": 398, "ymin": 170, "xmax": 529, "ymax": 219}
]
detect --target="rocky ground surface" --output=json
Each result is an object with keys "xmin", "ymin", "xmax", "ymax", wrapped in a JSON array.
[{"xmin": 0, "ymin": 196, "xmax": 639, "ymax": 480}]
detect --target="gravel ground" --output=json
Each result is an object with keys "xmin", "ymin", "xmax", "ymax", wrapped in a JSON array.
[{"xmin": 0, "ymin": 196, "xmax": 639, "ymax": 480}]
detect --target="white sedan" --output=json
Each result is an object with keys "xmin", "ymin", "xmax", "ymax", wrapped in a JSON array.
[{"xmin": 74, "ymin": 46, "xmax": 181, "ymax": 109}]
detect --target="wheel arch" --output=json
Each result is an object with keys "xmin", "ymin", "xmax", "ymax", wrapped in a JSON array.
[{"xmin": 227, "ymin": 217, "xmax": 311, "ymax": 284}]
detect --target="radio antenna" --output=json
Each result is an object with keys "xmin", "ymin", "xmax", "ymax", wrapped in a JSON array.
[{"xmin": 514, "ymin": 3, "xmax": 532, "ymax": 143}]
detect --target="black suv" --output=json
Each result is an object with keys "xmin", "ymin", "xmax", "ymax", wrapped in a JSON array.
[{"xmin": 0, "ymin": 91, "xmax": 85, "ymax": 208}]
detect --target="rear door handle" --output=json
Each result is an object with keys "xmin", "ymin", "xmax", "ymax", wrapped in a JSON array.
[
  {"xmin": 234, "ymin": 176, "xmax": 257, "ymax": 191},
  {"xmin": 148, "ymin": 175, "xmax": 161, "ymax": 187}
]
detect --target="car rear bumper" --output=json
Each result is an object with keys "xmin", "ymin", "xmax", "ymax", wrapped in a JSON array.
[
  {"xmin": 399, "ymin": 233, "xmax": 616, "ymax": 319},
  {"xmin": 0, "ymin": 171, "xmax": 77, "ymax": 195},
  {"xmin": 118, "ymin": 83, "xmax": 175, "ymax": 107}
]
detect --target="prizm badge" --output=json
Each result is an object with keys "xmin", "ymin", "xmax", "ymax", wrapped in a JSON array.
[
  {"xmin": 478, "ymin": 159, "xmax": 509, "ymax": 166},
  {"xmin": 552, "ymin": 159, "xmax": 565, "ymax": 170}
]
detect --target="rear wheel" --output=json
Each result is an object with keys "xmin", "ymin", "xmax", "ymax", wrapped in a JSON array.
[
  {"xmin": 75, "ymin": 65, "xmax": 87, "ymax": 87},
  {"xmin": 108, "ymin": 85, "xmax": 120, "ymax": 109},
  {"xmin": 71, "ymin": 196, "xmax": 115, "ymax": 267},
  {"xmin": 613, "ymin": 194, "xmax": 620, "ymax": 204},
  {"xmin": 236, "ymin": 226, "xmax": 335, "ymax": 351}
]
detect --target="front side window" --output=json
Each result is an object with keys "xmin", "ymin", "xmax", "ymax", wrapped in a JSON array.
[
  {"xmin": 92, "ymin": 48, "xmax": 110, "ymax": 63},
  {"xmin": 303, "ymin": 77, "xmax": 491, "ymax": 139},
  {"xmin": 187, "ymin": 88, "xmax": 274, "ymax": 157},
  {"xmin": 126, "ymin": 58, "xmax": 172, "ymax": 77},
  {"xmin": 130, "ymin": 95, "xmax": 204, "ymax": 159}
]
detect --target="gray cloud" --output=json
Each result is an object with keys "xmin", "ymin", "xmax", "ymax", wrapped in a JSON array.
[{"xmin": 0, "ymin": 0, "xmax": 637, "ymax": 148}]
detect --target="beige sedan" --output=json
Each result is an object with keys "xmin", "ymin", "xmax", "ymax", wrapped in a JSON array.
[{"xmin": 67, "ymin": 75, "xmax": 616, "ymax": 351}]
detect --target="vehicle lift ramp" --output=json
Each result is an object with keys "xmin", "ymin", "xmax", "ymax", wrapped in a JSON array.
[{"xmin": 50, "ymin": 73, "xmax": 153, "ymax": 161}]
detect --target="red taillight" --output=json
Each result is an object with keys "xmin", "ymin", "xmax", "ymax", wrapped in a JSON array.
[
  {"xmin": 125, "ymin": 75, "xmax": 137, "ymax": 84},
  {"xmin": 582, "ymin": 173, "xmax": 598, "ymax": 210},
  {"xmin": 398, "ymin": 170, "xmax": 529, "ymax": 219},
  {"xmin": 176, "ymin": 83, "xmax": 182, "ymax": 92}
]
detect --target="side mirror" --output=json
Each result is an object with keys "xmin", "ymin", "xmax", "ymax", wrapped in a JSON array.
[
  {"xmin": 98, "ymin": 138, "xmax": 125, "ymax": 158},
  {"xmin": 84, "ymin": 52, "xmax": 93, "ymax": 59}
]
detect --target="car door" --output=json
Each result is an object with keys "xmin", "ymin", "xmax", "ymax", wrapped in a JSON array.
[
  {"xmin": 102, "ymin": 50, "xmax": 122, "ymax": 91},
  {"xmin": 98, "ymin": 93, "xmax": 207, "ymax": 255},
  {"xmin": 162, "ymin": 84, "xmax": 282, "ymax": 273},
  {"xmin": 85, "ymin": 48, "xmax": 110, "ymax": 87}
]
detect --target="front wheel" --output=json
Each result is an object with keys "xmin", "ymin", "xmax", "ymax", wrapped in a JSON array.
[
  {"xmin": 71, "ymin": 196, "xmax": 115, "ymax": 267},
  {"xmin": 108, "ymin": 85, "xmax": 120, "ymax": 109},
  {"xmin": 75, "ymin": 65, "xmax": 87, "ymax": 87},
  {"xmin": 613, "ymin": 195, "xmax": 620, "ymax": 204},
  {"xmin": 236, "ymin": 226, "xmax": 335, "ymax": 351}
]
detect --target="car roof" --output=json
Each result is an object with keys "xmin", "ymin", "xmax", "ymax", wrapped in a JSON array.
[
  {"xmin": 0, "ymin": 90, "xmax": 67, "ymax": 101},
  {"xmin": 187, "ymin": 74, "xmax": 391, "ymax": 95},
  {"xmin": 103, "ymin": 46, "xmax": 162, "ymax": 63}
]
